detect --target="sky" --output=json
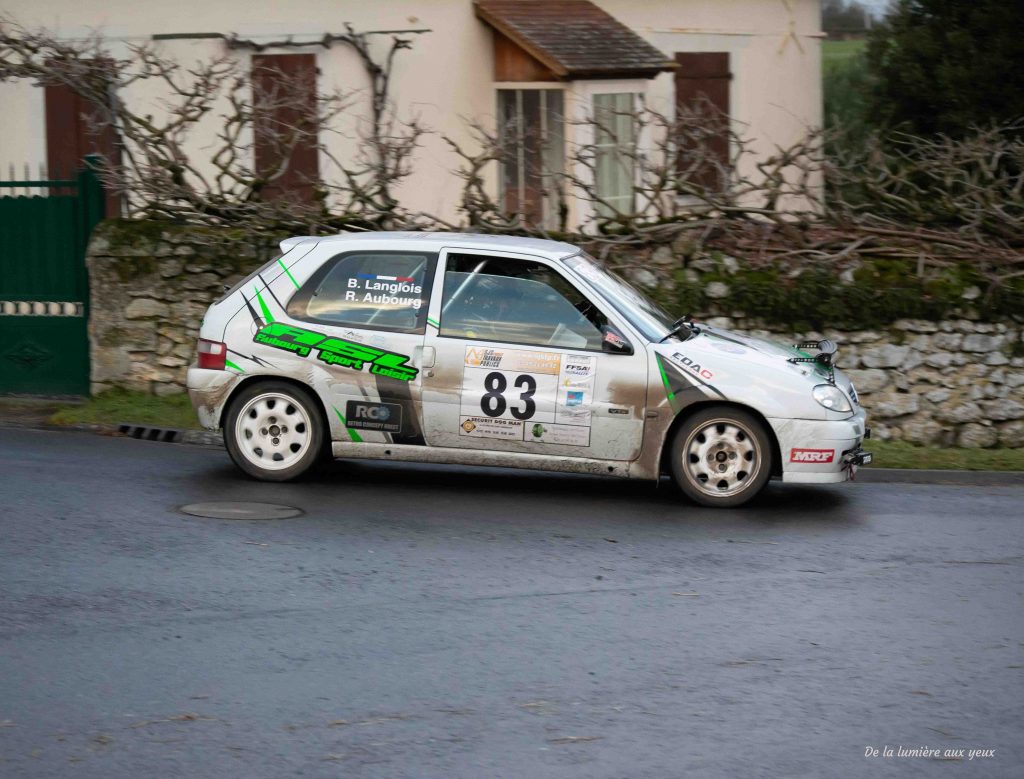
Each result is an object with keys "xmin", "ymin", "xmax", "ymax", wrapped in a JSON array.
[{"xmin": 860, "ymin": 0, "xmax": 892, "ymax": 19}]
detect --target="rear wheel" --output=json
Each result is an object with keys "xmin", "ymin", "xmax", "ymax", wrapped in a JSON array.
[
  {"xmin": 224, "ymin": 381, "xmax": 324, "ymax": 481},
  {"xmin": 670, "ymin": 406, "xmax": 773, "ymax": 508}
]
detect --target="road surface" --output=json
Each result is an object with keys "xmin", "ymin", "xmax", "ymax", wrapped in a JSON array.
[{"xmin": 0, "ymin": 428, "xmax": 1021, "ymax": 777}]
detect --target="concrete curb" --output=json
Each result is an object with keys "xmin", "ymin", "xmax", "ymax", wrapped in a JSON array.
[
  {"xmin": 0, "ymin": 419, "xmax": 222, "ymax": 447},
  {"xmin": 116, "ymin": 423, "xmax": 221, "ymax": 447},
  {"xmin": 857, "ymin": 468, "xmax": 1024, "ymax": 486}
]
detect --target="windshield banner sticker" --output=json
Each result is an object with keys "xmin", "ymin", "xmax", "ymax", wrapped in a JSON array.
[{"xmin": 253, "ymin": 322, "xmax": 418, "ymax": 382}]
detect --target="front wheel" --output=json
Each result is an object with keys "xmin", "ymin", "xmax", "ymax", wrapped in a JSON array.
[
  {"xmin": 670, "ymin": 406, "xmax": 773, "ymax": 508},
  {"xmin": 224, "ymin": 381, "xmax": 325, "ymax": 481}
]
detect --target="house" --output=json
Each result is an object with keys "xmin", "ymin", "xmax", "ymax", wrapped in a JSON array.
[{"xmin": 0, "ymin": 0, "xmax": 823, "ymax": 230}]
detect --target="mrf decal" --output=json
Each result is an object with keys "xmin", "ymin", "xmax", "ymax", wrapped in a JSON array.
[
  {"xmin": 790, "ymin": 448, "xmax": 835, "ymax": 463},
  {"xmin": 253, "ymin": 322, "xmax": 418, "ymax": 382}
]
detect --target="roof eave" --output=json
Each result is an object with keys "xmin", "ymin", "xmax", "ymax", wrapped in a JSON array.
[
  {"xmin": 565, "ymin": 63, "xmax": 678, "ymax": 80},
  {"xmin": 474, "ymin": 4, "xmax": 571, "ymax": 78}
]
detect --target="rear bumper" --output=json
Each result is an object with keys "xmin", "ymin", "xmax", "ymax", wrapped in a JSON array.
[
  {"xmin": 768, "ymin": 408, "xmax": 870, "ymax": 484},
  {"xmin": 186, "ymin": 366, "xmax": 237, "ymax": 430}
]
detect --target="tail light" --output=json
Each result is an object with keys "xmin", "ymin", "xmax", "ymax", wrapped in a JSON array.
[{"xmin": 197, "ymin": 338, "xmax": 227, "ymax": 370}]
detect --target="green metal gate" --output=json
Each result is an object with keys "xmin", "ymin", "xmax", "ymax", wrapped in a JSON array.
[{"xmin": 0, "ymin": 163, "xmax": 105, "ymax": 395}]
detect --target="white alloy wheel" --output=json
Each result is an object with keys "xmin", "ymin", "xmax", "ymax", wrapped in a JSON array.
[
  {"xmin": 670, "ymin": 407, "xmax": 773, "ymax": 508},
  {"xmin": 682, "ymin": 418, "xmax": 762, "ymax": 498},
  {"xmin": 234, "ymin": 392, "xmax": 313, "ymax": 471},
  {"xmin": 224, "ymin": 382, "xmax": 325, "ymax": 482}
]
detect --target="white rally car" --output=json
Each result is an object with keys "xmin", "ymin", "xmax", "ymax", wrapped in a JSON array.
[{"xmin": 187, "ymin": 232, "xmax": 871, "ymax": 507}]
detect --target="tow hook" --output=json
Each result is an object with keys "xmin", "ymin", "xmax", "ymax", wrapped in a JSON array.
[{"xmin": 844, "ymin": 449, "xmax": 873, "ymax": 467}]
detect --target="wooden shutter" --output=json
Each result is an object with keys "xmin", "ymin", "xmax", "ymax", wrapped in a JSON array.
[
  {"xmin": 674, "ymin": 52, "xmax": 731, "ymax": 193},
  {"xmin": 252, "ymin": 54, "xmax": 320, "ymax": 203},
  {"xmin": 45, "ymin": 79, "xmax": 121, "ymax": 214}
]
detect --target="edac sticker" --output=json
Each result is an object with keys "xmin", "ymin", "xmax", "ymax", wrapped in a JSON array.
[{"xmin": 670, "ymin": 352, "xmax": 714, "ymax": 381}]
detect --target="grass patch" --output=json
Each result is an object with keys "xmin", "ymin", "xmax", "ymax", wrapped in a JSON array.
[
  {"xmin": 50, "ymin": 388, "xmax": 201, "ymax": 430},
  {"xmin": 823, "ymin": 39, "xmax": 867, "ymax": 70},
  {"xmin": 866, "ymin": 439, "xmax": 1024, "ymax": 471}
]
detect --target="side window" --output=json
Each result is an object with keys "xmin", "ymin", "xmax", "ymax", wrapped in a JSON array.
[
  {"xmin": 287, "ymin": 252, "xmax": 434, "ymax": 332},
  {"xmin": 440, "ymin": 254, "xmax": 607, "ymax": 350}
]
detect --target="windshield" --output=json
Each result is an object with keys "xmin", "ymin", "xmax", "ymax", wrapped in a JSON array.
[{"xmin": 563, "ymin": 253, "xmax": 679, "ymax": 342}]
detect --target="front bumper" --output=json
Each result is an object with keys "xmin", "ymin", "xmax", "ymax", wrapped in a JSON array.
[{"xmin": 768, "ymin": 407, "xmax": 871, "ymax": 484}]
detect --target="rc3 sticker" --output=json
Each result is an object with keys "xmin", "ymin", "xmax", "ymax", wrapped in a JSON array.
[{"xmin": 345, "ymin": 401, "xmax": 403, "ymax": 433}]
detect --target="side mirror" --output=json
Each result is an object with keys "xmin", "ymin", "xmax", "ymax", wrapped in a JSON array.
[{"xmin": 601, "ymin": 325, "xmax": 633, "ymax": 355}]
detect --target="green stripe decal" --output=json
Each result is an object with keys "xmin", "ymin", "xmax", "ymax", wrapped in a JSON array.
[
  {"xmin": 657, "ymin": 356, "xmax": 675, "ymax": 402},
  {"xmin": 332, "ymin": 405, "xmax": 363, "ymax": 443},
  {"xmin": 426, "ymin": 317, "xmax": 440, "ymax": 329},
  {"xmin": 225, "ymin": 359, "xmax": 244, "ymax": 373},
  {"xmin": 254, "ymin": 286, "xmax": 274, "ymax": 324},
  {"xmin": 278, "ymin": 258, "xmax": 300, "ymax": 289}
]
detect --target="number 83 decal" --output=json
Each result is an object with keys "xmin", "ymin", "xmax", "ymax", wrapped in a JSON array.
[{"xmin": 481, "ymin": 371, "xmax": 537, "ymax": 420}]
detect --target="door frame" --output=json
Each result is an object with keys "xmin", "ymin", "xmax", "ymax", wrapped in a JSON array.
[{"xmin": 419, "ymin": 245, "xmax": 649, "ymax": 460}]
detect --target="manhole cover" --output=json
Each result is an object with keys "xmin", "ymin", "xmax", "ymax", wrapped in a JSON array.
[{"xmin": 179, "ymin": 502, "xmax": 303, "ymax": 520}]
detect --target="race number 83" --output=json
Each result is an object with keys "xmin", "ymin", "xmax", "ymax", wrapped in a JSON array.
[{"xmin": 481, "ymin": 371, "xmax": 537, "ymax": 420}]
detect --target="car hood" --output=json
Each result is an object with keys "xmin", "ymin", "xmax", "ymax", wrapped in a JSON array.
[{"xmin": 655, "ymin": 324, "xmax": 859, "ymax": 400}]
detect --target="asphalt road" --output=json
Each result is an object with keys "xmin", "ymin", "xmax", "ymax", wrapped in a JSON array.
[{"xmin": 0, "ymin": 428, "xmax": 1022, "ymax": 778}]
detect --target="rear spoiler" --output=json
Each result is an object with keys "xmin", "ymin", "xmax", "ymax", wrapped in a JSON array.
[
  {"xmin": 788, "ymin": 339, "xmax": 838, "ymax": 384},
  {"xmin": 279, "ymin": 236, "xmax": 319, "ymax": 254}
]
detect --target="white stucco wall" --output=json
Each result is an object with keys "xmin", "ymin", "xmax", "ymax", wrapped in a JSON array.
[{"xmin": 0, "ymin": 0, "xmax": 822, "ymax": 225}]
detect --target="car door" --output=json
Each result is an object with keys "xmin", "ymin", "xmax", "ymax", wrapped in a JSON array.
[
  {"xmin": 268, "ymin": 247, "xmax": 436, "ymax": 445},
  {"xmin": 419, "ymin": 248, "xmax": 648, "ymax": 461}
]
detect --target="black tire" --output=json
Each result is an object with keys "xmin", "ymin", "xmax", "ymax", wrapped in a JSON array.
[
  {"xmin": 223, "ymin": 381, "xmax": 325, "ymax": 482},
  {"xmin": 669, "ymin": 406, "xmax": 773, "ymax": 508}
]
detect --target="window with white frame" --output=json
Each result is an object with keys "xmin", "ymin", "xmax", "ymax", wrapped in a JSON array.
[
  {"xmin": 592, "ymin": 92, "xmax": 637, "ymax": 218},
  {"xmin": 497, "ymin": 89, "xmax": 565, "ymax": 229}
]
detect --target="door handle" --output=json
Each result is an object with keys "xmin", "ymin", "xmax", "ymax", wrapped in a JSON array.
[{"xmin": 421, "ymin": 345, "xmax": 436, "ymax": 368}]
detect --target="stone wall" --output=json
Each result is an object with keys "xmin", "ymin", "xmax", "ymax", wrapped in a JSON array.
[
  {"xmin": 86, "ymin": 222, "xmax": 1023, "ymax": 446},
  {"xmin": 87, "ymin": 222, "xmax": 276, "ymax": 396},
  {"xmin": 695, "ymin": 317, "xmax": 1023, "ymax": 448}
]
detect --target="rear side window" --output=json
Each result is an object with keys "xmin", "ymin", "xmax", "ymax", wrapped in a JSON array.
[
  {"xmin": 218, "ymin": 254, "xmax": 284, "ymax": 305},
  {"xmin": 287, "ymin": 251, "xmax": 435, "ymax": 333},
  {"xmin": 217, "ymin": 241, "xmax": 318, "ymax": 305}
]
